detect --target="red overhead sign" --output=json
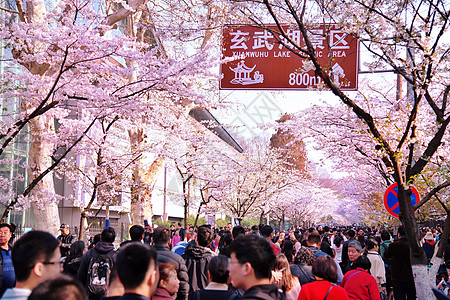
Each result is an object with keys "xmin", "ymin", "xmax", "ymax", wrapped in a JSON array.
[{"xmin": 220, "ymin": 24, "xmax": 359, "ymax": 91}]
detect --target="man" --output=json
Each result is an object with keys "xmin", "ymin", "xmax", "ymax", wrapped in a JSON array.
[
  {"xmin": 385, "ymin": 226, "xmax": 416, "ymax": 300},
  {"xmin": 341, "ymin": 229, "xmax": 356, "ymax": 269},
  {"xmin": 1, "ymin": 231, "xmax": 61, "ymax": 300},
  {"xmin": 116, "ymin": 243, "xmax": 159, "ymax": 300},
  {"xmin": 261, "ymin": 225, "xmax": 280, "ymax": 255},
  {"xmin": 0, "ymin": 224, "xmax": 15, "ymax": 297},
  {"xmin": 250, "ymin": 225, "xmax": 259, "ymax": 236},
  {"xmin": 57, "ymin": 224, "xmax": 76, "ymax": 258},
  {"xmin": 228, "ymin": 234, "xmax": 283, "ymax": 300},
  {"xmin": 77, "ymin": 227, "xmax": 116, "ymax": 300},
  {"xmin": 153, "ymin": 226, "xmax": 189, "ymax": 300},
  {"xmin": 120, "ymin": 225, "xmax": 145, "ymax": 247},
  {"xmin": 341, "ymin": 240, "xmax": 363, "ymax": 274},
  {"xmin": 183, "ymin": 225, "xmax": 215, "ymax": 292},
  {"xmin": 177, "ymin": 223, "xmax": 185, "ymax": 242}
]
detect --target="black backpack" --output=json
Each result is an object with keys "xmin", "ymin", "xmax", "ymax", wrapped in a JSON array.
[{"xmin": 86, "ymin": 251, "xmax": 113, "ymax": 300}]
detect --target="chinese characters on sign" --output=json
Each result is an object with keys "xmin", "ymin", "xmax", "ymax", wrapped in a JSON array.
[{"xmin": 220, "ymin": 24, "xmax": 359, "ymax": 91}]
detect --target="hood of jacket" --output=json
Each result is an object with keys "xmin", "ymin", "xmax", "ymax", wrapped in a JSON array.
[
  {"xmin": 95, "ymin": 241, "xmax": 115, "ymax": 254},
  {"xmin": 184, "ymin": 242, "xmax": 213, "ymax": 259},
  {"xmin": 243, "ymin": 284, "xmax": 283, "ymax": 300}
]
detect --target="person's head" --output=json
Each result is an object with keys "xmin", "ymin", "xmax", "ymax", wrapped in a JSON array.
[
  {"xmin": 307, "ymin": 231, "xmax": 321, "ymax": 247},
  {"xmin": 12, "ymin": 230, "xmax": 61, "ymax": 287},
  {"xmin": 116, "ymin": 243, "xmax": 158, "ymax": 297},
  {"xmin": 366, "ymin": 239, "xmax": 379, "ymax": 251},
  {"xmin": 197, "ymin": 226, "xmax": 213, "ymax": 247},
  {"xmin": 170, "ymin": 224, "xmax": 175, "ymax": 230},
  {"xmin": 0, "ymin": 223, "xmax": 13, "ymax": 247},
  {"xmin": 101, "ymin": 227, "xmax": 116, "ymax": 243},
  {"xmin": 333, "ymin": 235, "xmax": 343, "ymax": 247},
  {"xmin": 312, "ymin": 255, "xmax": 337, "ymax": 283},
  {"xmin": 274, "ymin": 254, "xmax": 296, "ymax": 291},
  {"xmin": 130, "ymin": 225, "xmax": 145, "ymax": 242},
  {"xmin": 398, "ymin": 226, "xmax": 406, "ymax": 238},
  {"xmin": 261, "ymin": 225, "xmax": 274, "ymax": 239},
  {"xmin": 348, "ymin": 229, "xmax": 356, "ymax": 238},
  {"xmin": 28, "ymin": 274, "xmax": 86, "ymax": 300},
  {"xmin": 67, "ymin": 241, "xmax": 85, "ymax": 260},
  {"xmin": 347, "ymin": 240, "xmax": 363, "ymax": 263},
  {"xmin": 153, "ymin": 226, "xmax": 171, "ymax": 245},
  {"xmin": 228, "ymin": 235, "xmax": 275, "ymax": 290},
  {"xmin": 353, "ymin": 255, "xmax": 371, "ymax": 271},
  {"xmin": 208, "ymin": 255, "xmax": 230, "ymax": 284},
  {"xmin": 158, "ymin": 263, "xmax": 179, "ymax": 295},
  {"xmin": 177, "ymin": 223, "xmax": 182, "ymax": 228},
  {"xmin": 60, "ymin": 224, "xmax": 70, "ymax": 236},
  {"xmin": 294, "ymin": 246, "xmax": 316, "ymax": 266},
  {"xmin": 225, "ymin": 223, "xmax": 232, "ymax": 231},
  {"xmin": 251, "ymin": 225, "xmax": 259, "ymax": 232},
  {"xmin": 232, "ymin": 225, "xmax": 245, "ymax": 240},
  {"xmin": 381, "ymin": 230, "xmax": 390, "ymax": 241}
]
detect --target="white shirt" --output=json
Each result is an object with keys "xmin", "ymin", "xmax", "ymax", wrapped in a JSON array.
[{"xmin": 1, "ymin": 288, "xmax": 31, "ymax": 300}]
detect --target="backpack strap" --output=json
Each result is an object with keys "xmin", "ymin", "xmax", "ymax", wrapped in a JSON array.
[
  {"xmin": 342, "ymin": 270, "xmax": 363, "ymax": 287},
  {"xmin": 323, "ymin": 284, "xmax": 333, "ymax": 300}
]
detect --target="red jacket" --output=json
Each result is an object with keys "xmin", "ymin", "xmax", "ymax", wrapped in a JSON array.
[
  {"xmin": 298, "ymin": 280, "xmax": 349, "ymax": 300},
  {"xmin": 341, "ymin": 268, "xmax": 380, "ymax": 300}
]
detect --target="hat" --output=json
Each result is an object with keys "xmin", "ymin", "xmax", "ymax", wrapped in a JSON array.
[
  {"xmin": 60, "ymin": 224, "xmax": 69, "ymax": 230},
  {"xmin": 424, "ymin": 232, "xmax": 434, "ymax": 241}
]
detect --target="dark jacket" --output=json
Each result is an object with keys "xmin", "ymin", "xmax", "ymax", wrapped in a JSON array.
[
  {"xmin": 57, "ymin": 233, "xmax": 76, "ymax": 258},
  {"xmin": 182, "ymin": 242, "xmax": 215, "ymax": 292},
  {"xmin": 290, "ymin": 264, "xmax": 315, "ymax": 285},
  {"xmin": 341, "ymin": 238, "xmax": 355, "ymax": 267},
  {"xmin": 0, "ymin": 247, "xmax": 15, "ymax": 297},
  {"xmin": 120, "ymin": 293, "xmax": 150, "ymax": 300},
  {"xmin": 241, "ymin": 284, "xmax": 284, "ymax": 300},
  {"xmin": 154, "ymin": 243, "xmax": 189, "ymax": 300},
  {"xmin": 63, "ymin": 256, "xmax": 82, "ymax": 278},
  {"xmin": 188, "ymin": 290, "xmax": 238, "ymax": 300},
  {"xmin": 77, "ymin": 241, "xmax": 116, "ymax": 289},
  {"xmin": 384, "ymin": 237, "xmax": 414, "ymax": 283}
]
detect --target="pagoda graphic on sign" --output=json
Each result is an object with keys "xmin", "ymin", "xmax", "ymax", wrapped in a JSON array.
[{"xmin": 230, "ymin": 61, "xmax": 264, "ymax": 85}]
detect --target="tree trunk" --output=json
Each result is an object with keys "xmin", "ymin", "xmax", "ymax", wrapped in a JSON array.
[{"xmin": 27, "ymin": 115, "xmax": 60, "ymax": 234}]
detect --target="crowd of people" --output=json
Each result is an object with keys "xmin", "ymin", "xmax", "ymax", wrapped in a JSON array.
[{"xmin": 0, "ymin": 221, "xmax": 447, "ymax": 300}]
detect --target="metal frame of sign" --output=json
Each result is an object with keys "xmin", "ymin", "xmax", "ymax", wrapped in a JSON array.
[{"xmin": 383, "ymin": 183, "xmax": 420, "ymax": 218}]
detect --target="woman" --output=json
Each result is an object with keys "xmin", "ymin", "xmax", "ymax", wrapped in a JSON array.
[
  {"xmin": 298, "ymin": 255, "xmax": 348, "ymax": 300},
  {"xmin": 290, "ymin": 247, "xmax": 316, "ymax": 285},
  {"xmin": 341, "ymin": 256, "xmax": 380, "ymax": 300},
  {"xmin": 332, "ymin": 236, "xmax": 343, "ymax": 264},
  {"xmin": 172, "ymin": 230, "xmax": 181, "ymax": 248},
  {"xmin": 283, "ymin": 239, "xmax": 295, "ymax": 264},
  {"xmin": 152, "ymin": 263, "xmax": 180, "ymax": 300},
  {"xmin": 273, "ymin": 254, "xmax": 301, "ymax": 300},
  {"xmin": 63, "ymin": 241, "xmax": 85, "ymax": 278}
]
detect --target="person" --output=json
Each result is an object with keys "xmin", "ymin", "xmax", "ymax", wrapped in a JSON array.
[
  {"xmin": 57, "ymin": 224, "xmax": 76, "ymax": 258},
  {"xmin": 88, "ymin": 234, "xmax": 101, "ymax": 250},
  {"xmin": 153, "ymin": 226, "xmax": 189, "ymax": 300},
  {"xmin": 228, "ymin": 234, "xmax": 283, "ymax": 300},
  {"xmin": 272, "ymin": 254, "xmax": 300, "ymax": 300},
  {"xmin": 384, "ymin": 226, "xmax": 416, "ymax": 300},
  {"xmin": 104, "ymin": 266, "xmax": 124, "ymax": 300},
  {"xmin": 27, "ymin": 274, "xmax": 86, "ymax": 300},
  {"xmin": 422, "ymin": 231, "xmax": 435, "ymax": 264},
  {"xmin": 298, "ymin": 255, "xmax": 348, "ymax": 300},
  {"xmin": 188, "ymin": 255, "xmax": 237, "ymax": 300},
  {"xmin": 152, "ymin": 263, "xmax": 180, "ymax": 300},
  {"xmin": 290, "ymin": 247, "xmax": 315, "ymax": 285},
  {"xmin": 178, "ymin": 223, "xmax": 185, "ymax": 242},
  {"xmin": 341, "ymin": 256, "xmax": 380, "ymax": 300},
  {"xmin": 341, "ymin": 240, "xmax": 363, "ymax": 274},
  {"xmin": 261, "ymin": 225, "xmax": 280, "ymax": 255},
  {"xmin": 120, "ymin": 225, "xmax": 145, "ymax": 248},
  {"xmin": 251, "ymin": 225, "xmax": 260, "ymax": 236},
  {"xmin": 282, "ymin": 239, "xmax": 295, "ymax": 264},
  {"xmin": 115, "ymin": 243, "xmax": 159, "ymax": 300},
  {"xmin": 63, "ymin": 241, "xmax": 85, "ymax": 278},
  {"xmin": 0, "ymin": 224, "xmax": 15, "ymax": 297},
  {"xmin": 183, "ymin": 226, "xmax": 215, "ymax": 292},
  {"xmin": 341, "ymin": 230, "xmax": 356, "ymax": 269},
  {"xmin": 332, "ymin": 235, "xmax": 343, "ymax": 264},
  {"xmin": 1, "ymin": 231, "xmax": 62, "ymax": 300},
  {"xmin": 172, "ymin": 230, "xmax": 181, "ymax": 248},
  {"xmin": 77, "ymin": 227, "xmax": 116, "ymax": 300},
  {"xmin": 365, "ymin": 239, "xmax": 386, "ymax": 295}
]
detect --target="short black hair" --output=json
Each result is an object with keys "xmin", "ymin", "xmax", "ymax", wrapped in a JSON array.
[
  {"xmin": 261, "ymin": 225, "xmax": 273, "ymax": 237},
  {"xmin": 312, "ymin": 255, "xmax": 337, "ymax": 283},
  {"xmin": 130, "ymin": 225, "xmax": 144, "ymax": 241},
  {"xmin": 153, "ymin": 226, "xmax": 171, "ymax": 244},
  {"xmin": 348, "ymin": 229, "xmax": 356, "ymax": 238},
  {"xmin": 197, "ymin": 226, "xmax": 213, "ymax": 247},
  {"xmin": 101, "ymin": 227, "xmax": 116, "ymax": 243},
  {"xmin": 232, "ymin": 225, "xmax": 245, "ymax": 239},
  {"xmin": 381, "ymin": 230, "xmax": 390, "ymax": 241},
  {"xmin": 353, "ymin": 255, "xmax": 371, "ymax": 270},
  {"xmin": 251, "ymin": 225, "xmax": 259, "ymax": 231},
  {"xmin": 0, "ymin": 223, "xmax": 13, "ymax": 233},
  {"xmin": 228, "ymin": 235, "xmax": 275, "ymax": 279},
  {"xmin": 116, "ymin": 243, "xmax": 157, "ymax": 289},
  {"xmin": 208, "ymin": 255, "xmax": 229, "ymax": 284},
  {"xmin": 12, "ymin": 231, "xmax": 60, "ymax": 281},
  {"xmin": 398, "ymin": 226, "xmax": 406, "ymax": 237},
  {"xmin": 28, "ymin": 274, "xmax": 86, "ymax": 300}
]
